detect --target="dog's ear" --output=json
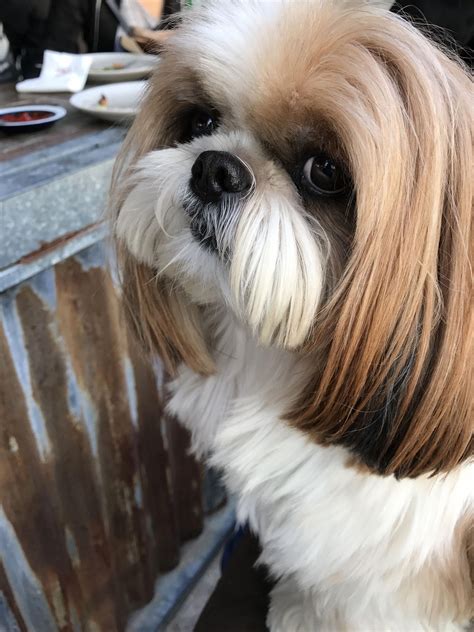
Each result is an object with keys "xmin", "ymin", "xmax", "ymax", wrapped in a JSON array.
[
  {"xmin": 289, "ymin": 14, "xmax": 473, "ymax": 478},
  {"xmin": 109, "ymin": 59, "xmax": 215, "ymax": 377},
  {"xmin": 118, "ymin": 249, "xmax": 214, "ymax": 376}
]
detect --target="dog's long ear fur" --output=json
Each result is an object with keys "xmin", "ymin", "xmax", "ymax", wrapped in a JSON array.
[
  {"xmin": 289, "ymin": 13, "xmax": 473, "ymax": 478},
  {"xmin": 109, "ymin": 57, "xmax": 215, "ymax": 377},
  {"xmin": 118, "ymin": 249, "xmax": 214, "ymax": 375}
]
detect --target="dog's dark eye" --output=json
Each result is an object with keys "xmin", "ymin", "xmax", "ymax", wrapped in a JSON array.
[
  {"xmin": 303, "ymin": 154, "xmax": 348, "ymax": 195},
  {"xmin": 189, "ymin": 108, "xmax": 217, "ymax": 139}
]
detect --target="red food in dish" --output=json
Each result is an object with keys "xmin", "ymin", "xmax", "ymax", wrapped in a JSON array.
[{"xmin": 0, "ymin": 111, "xmax": 52, "ymax": 123}]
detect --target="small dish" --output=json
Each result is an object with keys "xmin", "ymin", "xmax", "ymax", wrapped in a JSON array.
[
  {"xmin": 69, "ymin": 81, "xmax": 146, "ymax": 123},
  {"xmin": 0, "ymin": 105, "xmax": 67, "ymax": 132},
  {"xmin": 87, "ymin": 53, "xmax": 158, "ymax": 83}
]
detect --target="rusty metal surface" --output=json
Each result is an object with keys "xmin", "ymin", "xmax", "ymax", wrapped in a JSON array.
[
  {"xmin": 0, "ymin": 241, "xmax": 224, "ymax": 631},
  {"xmin": 0, "ymin": 224, "xmax": 108, "ymax": 294}
]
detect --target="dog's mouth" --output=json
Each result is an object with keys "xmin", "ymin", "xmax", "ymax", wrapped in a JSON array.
[
  {"xmin": 183, "ymin": 199, "xmax": 219, "ymax": 253},
  {"xmin": 189, "ymin": 216, "xmax": 219, "ymax": 253}
]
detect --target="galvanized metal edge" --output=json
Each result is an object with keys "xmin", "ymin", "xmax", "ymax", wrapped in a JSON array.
[
  {"xmin": 127, "ymin": 503, "xmax": 236, "ymax": 632},
  {"xmin": 0, "ymin": 223, "xmax": 109, "ymax": 293},
  {"xmin": 0, "ymin": 128, "xmax": 125, "ymax": 199}
]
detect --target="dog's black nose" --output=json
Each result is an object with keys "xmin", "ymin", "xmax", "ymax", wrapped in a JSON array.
[{"xmin": 191, "ymin": 151, "xmax": 252, "ymax": 203}]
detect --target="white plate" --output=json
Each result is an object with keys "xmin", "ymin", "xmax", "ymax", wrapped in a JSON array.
[
  {"xmin": 87, "ymin": 53, "xmax": 158, "ymax": 83},
  {"xmin": 70, "ymin": 81, "xmax": 146, "ymax": 122}
]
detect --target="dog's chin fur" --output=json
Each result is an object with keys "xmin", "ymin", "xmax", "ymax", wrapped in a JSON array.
[{"xmin": 110, "ymin": 1, "xmax": 473, "ymax": 629}]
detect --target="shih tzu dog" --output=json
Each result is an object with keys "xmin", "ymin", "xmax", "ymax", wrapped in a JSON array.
[{"xmin": 110, "ymin": 1, "xmax": 473, "ymax": 629}]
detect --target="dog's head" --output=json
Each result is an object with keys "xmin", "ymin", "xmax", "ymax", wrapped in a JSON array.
[{"xmin": 111, "ymin": 1, "xmax": 472, "ymax": 478}]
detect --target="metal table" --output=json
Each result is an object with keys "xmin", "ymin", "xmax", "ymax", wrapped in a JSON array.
[{"xmin": 0, "ymin": 83, "xmax": 231, "ymax": 632}]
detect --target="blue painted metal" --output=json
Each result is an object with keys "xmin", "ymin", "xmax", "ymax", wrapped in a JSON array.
[
  {"xmin": 1, "ymin": 284, "xmax": 52, "ymax": 460},
  {"xmin": 0, "ymin": 592, "xmax": 22, "ymax": 632},
  {"xmin": 0, "ymin": 507, "xmax": 57, "ymax": 632}
]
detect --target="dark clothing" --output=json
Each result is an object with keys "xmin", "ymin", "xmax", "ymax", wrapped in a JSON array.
[
  {"xmin": 0, "ymin": 0, "xmax": 120, "ymax": 77},
  {"xmin": 392, "ymin": 0, "xmax": 474, "ymax": 64},
  {"xmin": 195, "ymin": 529, "xmax": 273, "ymax": 632},
  {"xmin": 0, "ymin": 0, "xmax": 51, "ymax": 35},
  {"xmin": 393, "ymin": 0, "xmax": 474, "ymax": 46}
]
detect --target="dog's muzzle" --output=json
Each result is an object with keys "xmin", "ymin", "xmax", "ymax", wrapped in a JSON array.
[{"xmin": 186, "ymin": 150, "xmax": 252, "ymax": 252}]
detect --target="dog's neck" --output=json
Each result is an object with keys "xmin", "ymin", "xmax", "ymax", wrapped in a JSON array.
[{"xmin": 168, "ymin": 304, "xmax": 302, "ymax": 454}]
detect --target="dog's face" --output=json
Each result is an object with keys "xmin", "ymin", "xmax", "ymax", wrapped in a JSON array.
[
  {"xmin": 112, "ymin": 1, "xmax": 472, "ymax": 478},
  {"xmin": 115, "ymin": 2, "xmax": 361, "ymax": 348}
]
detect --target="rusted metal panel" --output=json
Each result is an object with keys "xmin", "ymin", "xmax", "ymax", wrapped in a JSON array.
[
  {"xmin": 127, "ymin": 339, "xmax": 180, "ymax": 573},
  {"xmin": 0, "ymin": 241, "xmax": 214, "ymax": 631},
  {"xmin": 0, "ymin": 558, "xmax": 28, "ymax": 632}
]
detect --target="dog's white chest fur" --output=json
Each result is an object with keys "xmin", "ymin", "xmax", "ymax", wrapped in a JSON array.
[{"xmin": 167, "ymin": 313, "xmax": 472, "ymax": 631}]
